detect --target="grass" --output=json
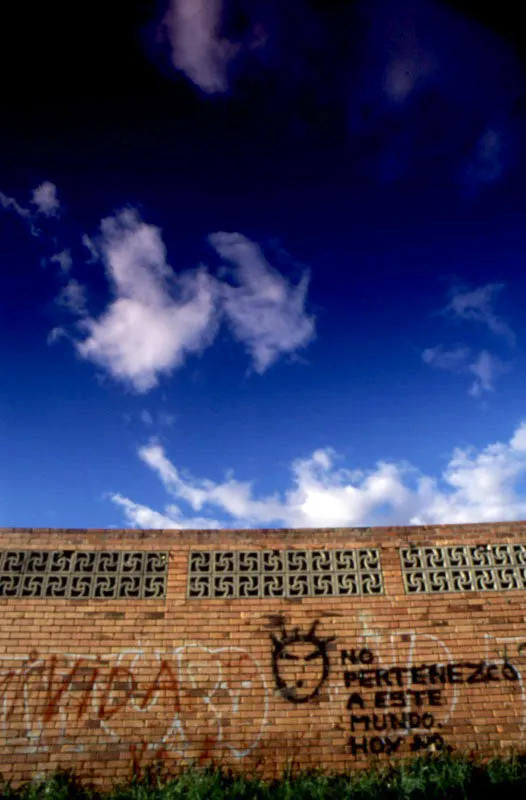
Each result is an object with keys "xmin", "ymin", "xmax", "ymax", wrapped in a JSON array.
[{"xmin": 2, "ymin": 753, "xmax": 526, "ymax": 800}]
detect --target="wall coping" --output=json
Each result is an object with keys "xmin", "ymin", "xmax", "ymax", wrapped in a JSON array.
[{"xmin": 1, "ymin": 521, "xmax": 526, "ymax": 547}]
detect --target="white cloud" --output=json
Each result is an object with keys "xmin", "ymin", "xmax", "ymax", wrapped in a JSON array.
[
  {"xmin": 511, "ymin": 426, "xmax": 526, "ymax": 452},
  {"xmin": 140, "ymin": 410, "xmax": 154, "ymax": 425},
  {"xmin": 55, "ymin": 279, "xmax": 88, "ymax": 315},
  {"xmin": 161, "ymin": 0, "xmax": 238, "ymax": 93},
  {"xmin": 110, "ymin": 493, "xmax": 222, "ymax": 529},
  {"xmin": 138, "ymin": 441, "xmax": 286, "ymax": 522},
  {"xmin": 160, "ymin": 0, "xmax": 265, "ymax": 94},
  {"xmin": 443, "ymin": 283, "xmax": 515, "ymax": 346},
  {"xmin": 411, "ymin": 426, "xmax": 526, "ymax": 524},
  {"xmin": 57, "ymin": 211, "xmax": 315, "ymax": 391},
  {"xmin": 210, "ymin": 232, "xmax": 316, "ymax": 373},
  {"xmin": 73, "ymin": 209, "xmax": 220, "ymax": 393},
  {"xmin": 111, "ymin": 421, "xmax": 526, "ymax": 529},
  {"xmin": 31, "ymin": 181, "xmax": 60, "ymax": 217}
]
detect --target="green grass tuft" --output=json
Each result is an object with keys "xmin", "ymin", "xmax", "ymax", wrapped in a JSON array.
[{"xmin": 4, "ymin": 753, "xmax": 526, "ymax": 799}]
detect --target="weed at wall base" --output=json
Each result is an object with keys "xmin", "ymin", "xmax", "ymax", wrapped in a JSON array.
[{"xmin": 3, "ymin": 753, "xmax": 526, "ymax": 800}]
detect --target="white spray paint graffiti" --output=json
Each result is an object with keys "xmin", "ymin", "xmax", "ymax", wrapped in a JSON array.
[
  {"xmin": 2, "ymin": 622, "xmax": 526, "ymax": 764},
  {"xmin": 482, "ymin": 634, "xmax": 526, "ymax": 730},
  {"xmin": 0, "ymin": 644, "xmax": 268, "ymax": 759}
]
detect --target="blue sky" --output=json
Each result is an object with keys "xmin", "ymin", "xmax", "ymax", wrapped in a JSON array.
[{"xmin": 2, "ymin": 0, "xmax": 526, "ymax": 530}]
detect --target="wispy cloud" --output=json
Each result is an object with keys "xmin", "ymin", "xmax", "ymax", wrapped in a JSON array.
[
  {"xmin": 150, "ymin": 0, "xmax": 522, "ymax": 188},
  {"xmin": 363, "ymin": 0, "xmax": 522, "ymax": 188},
  {"xmin": 50, "ymin": 250, "xmax": 72, "ymax": 274},
  {"xmin": 0, "ymin": 191, "xmax": 31, "ymax": 221},
  {"xmin": 468, "ymin": 350, "xmax": 508, "ymax": 397},
  {"xmin": 111, "ymin": 494, "xmax": 222, "ymax": 529},
  {"xmin": 161, "ymin": 0, "xmax": 236, "ymax": 94},
  {"xmin": 0, "ymin": 181, "xmax": 61, "ymax": 236},
  {"xmin": 381, "ymin": 6, "xmax": 437, "ymax": 105},
  {"xmin": 82, "ymin": 235, "xmax": 100, "ymax": 264},
  {"xmin": 464, "ymin": 128, "xmax": 505, "ymax": 187},
  {"xmin": 422, "ymin": 344, "xmax": 509, "ymax": 396},
  {"xmin": 159, "ymin": 0, "xmax": 265, "ymax": 94},
  {"xmin": 443, "ymin": 282, "xmax": 515, "ymax": 346},
  {"xmin": 55, "ymin": 210, "xmax": 315, "ymax": 392},
  {"xmin": 124, "ymin": 409, "xmax": 176, "ymax": 428},
  {"xmin": 158, "ymin": 411, "xmax": 176, "ymax": 427},
  {"xmin": 423, "ymin": 281, "xmax": 515, "ymax": 396},
  {"xmin": 31, "ymin": 181, "xmax": 61, "ymax": 217},
  {"xmin": 55, "ymin": 279, "xmax": 88, "ymax": 316},
  {"xmin": 422, "ymin": 344, "xmax": 471, "ymax": 372},
  {"xmin": 210, "ymin": 232, "xmax": 315, "ymax": 374},
  {"xmin": 73, "ymin": 209, "xmax": 220, "ymax": 393},
  {"xmin": 110, "ymin": 421, "xmax": 526, "ymax": 529},
  {"xmin": 47, "ymin": 326, "xmax": 67, "ymax": 345}
]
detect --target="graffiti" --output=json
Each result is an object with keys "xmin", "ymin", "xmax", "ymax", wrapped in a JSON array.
[
  {"xmin": 347, "ymin": 689, "xmax": 444, "ymax": 708},
  {"xmin": 0, "ymin": 644, "xmax": 268, "ymax": 762},
  {"xmin": 343, "ymin": 645, "xmax": 520, "ymax": 757},
  {"xmin": 350, "ymin": 711, "xmax": 436, "ymax": 730},
  {"xmin": 269, "ymin": 612, "xmax": 526, "ymax": 760},
  {"xmin": 3, "ymin": 612, "xmax": 526, "ymax": 771},
  {"xmin": 334, "ymin": 615, "xmax": 465, "ymax": 749},
  {"xmin": 481, "ymin": 634, "xmax": 526, "ymax": 730},
  {"xmin": 348, "ymin": 731, "xmax": 447, "ymax": 756},
  {"xmin": 343, "ymin": 648, "xmax": 449, "ymax": 756},
  {"xmin": 270, "ymin": 620, "xmax": 336, "ymax": 703},
  {"xmin": 342, "ymin": 660, "xmax": 520, "ymax": 689}
]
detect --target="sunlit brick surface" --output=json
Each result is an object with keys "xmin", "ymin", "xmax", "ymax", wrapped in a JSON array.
[{"xmin": 1, "ymin": 523, "xmax": 526, "ymax": 786}]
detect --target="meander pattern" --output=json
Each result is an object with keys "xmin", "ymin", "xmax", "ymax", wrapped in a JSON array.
[
  {"xmin": 187, "ymin": 548, "xmax": 384, "ymax": 598},
  {"xmin": 0, "ymin": 550, "xmax": 168, "ymax": 599},
  {"xmin": 400, "ymin": 544, "xmax": 526, "ymax": 593},
  {"xmin": 4, "ymin": 543, "xmax": 526, "ymax": 601}
]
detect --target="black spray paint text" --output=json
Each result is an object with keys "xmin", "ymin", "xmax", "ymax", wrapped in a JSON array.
[
  {"xmin": 346, "ymin": 688, "xmax": 443, "ymax": 709},
  {"xmin": 342, "ymin": 659, "xmax": 519, "ymax": 689}
]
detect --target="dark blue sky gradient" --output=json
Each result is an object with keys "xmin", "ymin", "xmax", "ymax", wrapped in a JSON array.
[{"xmin": 2, "ymin": 0, "xmax": 526, "ymax": 529}]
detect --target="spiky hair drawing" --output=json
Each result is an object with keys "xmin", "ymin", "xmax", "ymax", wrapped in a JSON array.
[{"xmin": 270, "ymin": 620, "xmax": 336, "ymax": 704}]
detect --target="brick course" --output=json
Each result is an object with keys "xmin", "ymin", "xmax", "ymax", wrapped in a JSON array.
[{"xmin": 1, "ymin": 523, "xmax": 526, "ymax": 785}]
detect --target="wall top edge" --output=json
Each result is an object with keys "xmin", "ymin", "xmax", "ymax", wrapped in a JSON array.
[{"xmin": 1, "ymin": 521, "xmax": 526, "ymax": 547}]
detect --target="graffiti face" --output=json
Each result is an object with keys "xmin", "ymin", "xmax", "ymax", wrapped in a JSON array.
[{"xmin": 271, "ymin": 621, "xmax": 335, "ymax": 704}]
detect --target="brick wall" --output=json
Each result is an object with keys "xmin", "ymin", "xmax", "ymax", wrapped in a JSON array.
[{"xmin": 1, "ymin": 522, "xmax": 526, "ymax": 785}]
